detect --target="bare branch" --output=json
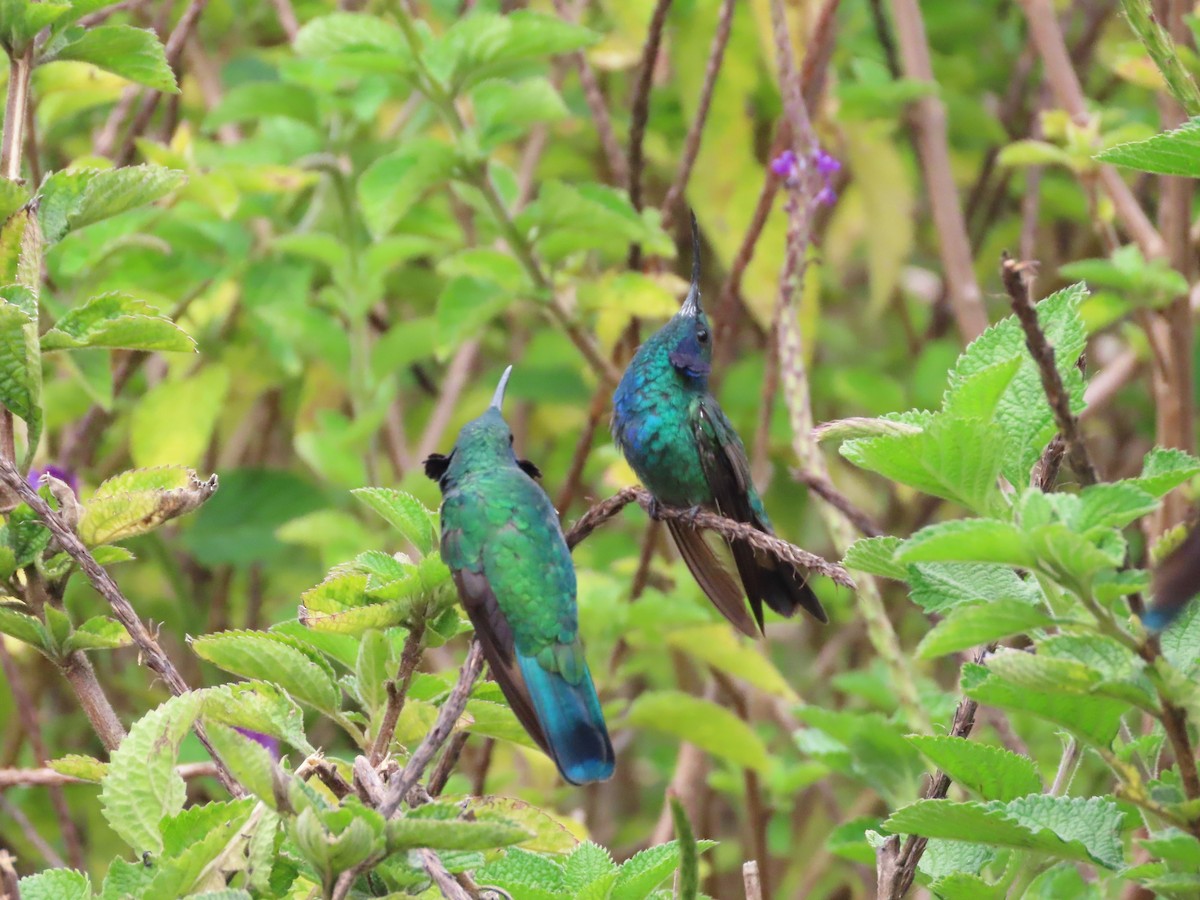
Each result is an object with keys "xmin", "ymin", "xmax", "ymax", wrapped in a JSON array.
[
  {"xmin": 369, "ymin": 623, "xmax": 426, "ymax": 765},
  {"xmin": 626, "ymin": 0, "xmax": 674, "ymax": 268}
]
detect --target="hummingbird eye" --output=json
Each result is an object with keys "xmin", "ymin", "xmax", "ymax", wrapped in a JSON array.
[{"xmin": 697, "ymin": 328, "xmax": 709, "ymax": 344}]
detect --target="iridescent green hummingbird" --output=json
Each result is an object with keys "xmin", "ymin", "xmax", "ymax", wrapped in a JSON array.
[
  {"xmin": 424, "ymin": 367, "xmax": 614, "ymax": 784},
  {"xmin": 611, "ymin": 215, "xmax": 827, "ymax": 636}
]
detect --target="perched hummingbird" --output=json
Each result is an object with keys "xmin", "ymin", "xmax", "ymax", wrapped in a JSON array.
[
  {"xmin": 424, "ymin": 366, "xmax": 615, "ymax": 784},
  {"xmin": 611, "ymin": 215, "xmax": 828, "ymax": 636}
]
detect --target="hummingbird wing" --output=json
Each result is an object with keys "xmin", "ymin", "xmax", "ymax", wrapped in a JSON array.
[
  {"xmin": 664, "ymin": 518, "xmax": 759, "ymax": 637},
  {"xmin": 693, "ymin": 396, "xmax": 828, "ymax": 626}
]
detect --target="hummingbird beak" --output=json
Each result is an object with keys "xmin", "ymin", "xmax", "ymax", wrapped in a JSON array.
[
  {"xmin": 680, "ymin": 209, "xmax": 702, "ymax": 318},
  {"xmin": 490, "ymin": 365, "xmax": 514, "ymax": 411}
]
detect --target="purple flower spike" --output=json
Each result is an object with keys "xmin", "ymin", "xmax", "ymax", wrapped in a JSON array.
[
  {"xmin": 234, "ymin": 727, "xmax": 281, "ymax": 759},
  {"xmin": 770, "ymin": 149, "xmax": 799, "ymax": 179},
  {"xmin": 816, "ymin": 185, "xmax": 838, "ymax": 206},
  {"xmin": 814, "ymin": 149, "xmax": 841, "ymax": 176},
  {"xmin": 28, "ymin": 464, "xmax": 78, "ymax": 497}
]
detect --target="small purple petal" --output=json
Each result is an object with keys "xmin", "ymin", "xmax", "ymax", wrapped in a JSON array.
[
  {"xmin": 234, "ymin": 727, "xmax": 281, "ymax": 759},
  {"xmin": 770, "ymin": 149, "xmax": 798, "ymax": 178},
  {"xmin": 816, "ymin": 185, "xmax": 837, "ymax": 206},
  {"xmin": 28, "ymin": 465, "xmax": 78, "ymax": 497},
  {"xmin": 814, "ymin": 150, "xmax": 841, "ymax": 176}
]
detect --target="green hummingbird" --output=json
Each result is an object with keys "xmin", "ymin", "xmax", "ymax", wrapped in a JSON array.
[
  {"xmin": 424, "ymin": 367, "xmax": 615, "ymax": 784},
  {"xmin": 611, "ymin": 215, "xmax": 827, "ymax": 636}
]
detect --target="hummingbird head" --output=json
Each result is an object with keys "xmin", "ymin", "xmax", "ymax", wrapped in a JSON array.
[
  {"xmin": 424, "ymin": 365, "xmax": 542, "ymax": 485},
  {"xmin": 665, "ymin": 211, "xmax": 712, "ymax": 381}
]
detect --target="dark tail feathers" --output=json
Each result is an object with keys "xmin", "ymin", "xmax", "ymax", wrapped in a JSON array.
[{"xmin": 517, "ymin": 653, "xmax": 615, "ymax": 785}]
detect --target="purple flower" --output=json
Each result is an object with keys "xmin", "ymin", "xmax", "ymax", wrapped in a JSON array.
[
  {"xmin": 814, "ymin": 149, "xmax": 841, "ymax": 177},
  {"xmin": 816, "ymin": 185, "xmax": 837, "ymax": 206},
  {"xmin": 234, "ymin": 727, "xmax": 281, "ymax": 759},
  {"xmin": 28, "ymin": 464, "xmax": 78, "ymax": 497},
  {"xmin": 770, "ymin": 149, "xmax": 799, "ymax": 179}
]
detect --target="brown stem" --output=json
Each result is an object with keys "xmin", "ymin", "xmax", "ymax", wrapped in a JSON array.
[
  {"xmin": 554, "ymin": 383, "xmax": 609, "ymax": 514},
  {"xmin": 626, "ymin": 0, "xmax": 675, "ymax": 268},
  {"xmin": 0, "ymin": 461, "xmax": 243, "ymax": 797},
  {"xmin": 1000, "ymin": 253, "xmax": 1099, "ymax": 486},
  {"xmin": 416, "ymin": 339, "xmax": 481, "ymax": 462},
  {"xmin": 0, "ymin": 794, "xmax": 65, "ymax": 868},
  {"xmin": 743, "ymin": 860, "xmax": 764, "ymax": 900},
  {"xmin": 792, "ymin": 469, "xmax": 882, "ymax": 537},
  {"xmin": 369, "ymin": 623, "xmax": 426, "ymax": 765},
  {"xmin": 660, "ymin": 0, "xmax": 736, "ymax": 229},
  {"xmin": 270, "ymin": 0, "xmax": 300, "ymax": 41},
  {"xmin": 378, "ymin": 641, "xmax": 484, "ymax": 817},
  {"xmin": 59, "ymin": 649, "xmax": 128, "ymax": 753},
  {"xmin": 563, "ymin": 486, "xmax": 855, "ymax": 587},
  {"xmin": 426, "ymin": 730, "xmax": 470, "ymax": 796},
  {"xmin": 888, "ymin": 0, "xmax": 988, "ymax": 341},
  {"xmin": 420, "ymin": 848, "xmax": 473, "ymax": 900}
]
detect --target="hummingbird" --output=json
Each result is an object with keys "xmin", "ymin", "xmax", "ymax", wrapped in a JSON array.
[
  {"xmin": 611, "ymin": 214, "xmax": 828, "ymax": 636},
  {"xmin": 424, "ymin": 366, "xmax": 615, "ymax": 784}
]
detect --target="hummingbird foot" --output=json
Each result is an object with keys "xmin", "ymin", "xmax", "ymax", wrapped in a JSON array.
[
  {"xmin": 682, "ymin": 505, "xmax": 704, "ymax": 527},
  {"xmin": 645, "ymin": 496, "xmax": 663, "ymax": 521}
]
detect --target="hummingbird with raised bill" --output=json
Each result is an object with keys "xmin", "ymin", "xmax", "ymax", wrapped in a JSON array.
[
  {"xmin": 611, "ymin": 214, "xmax": 828, "ymax": 636},
  {"xmin": 424, "ymin": 366, "xmax": 615, "ymax": 784}
]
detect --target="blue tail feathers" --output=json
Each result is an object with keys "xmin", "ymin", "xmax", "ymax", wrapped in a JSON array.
[{"xmin": 517, "ymin": 653, "xmax": 615, "ymax": 784}]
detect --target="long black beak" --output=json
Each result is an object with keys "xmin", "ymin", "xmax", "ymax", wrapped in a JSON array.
[
  {"xmin": 490, "ymin": 365, "xmax": 513, "ymax": 411},
  {"xmin": 680, "ymin": 210, "xmax": 702, "ymax": 317}
]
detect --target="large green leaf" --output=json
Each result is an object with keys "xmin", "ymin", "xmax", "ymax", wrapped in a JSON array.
[
  {"xmin": 41, "ymin": 292, "xmax": 195, "ymax": 352},
  {"xmin": 626, "ymin": 689, "xmax": 770, "ymax": 772},
  {"xmin": 907, "ymin": 735, "xmax": 1042, "ymax": 801},
  {"xmin": 1097, "ymin": 118, "xmax": 1200, "ymax": 177},
  {"xmin": 55, "ymin": 24, "xmax": 177, "ymax": 92},
  {"xmin": 191, "ymin": 630, "xmax": 342, "ymax": 715},
  {"xmin": 916, "ymin": 599, "xmax": 1055, "ymax": 658}
]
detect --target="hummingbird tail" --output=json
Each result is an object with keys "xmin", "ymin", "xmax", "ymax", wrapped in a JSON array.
[
  {"xmin": 517, "ymin": 653, "xmax": 615, "ymax": 785},
  {"xmin": 730, "ymin": 540, "xmax": 829, "ymax": 626}
]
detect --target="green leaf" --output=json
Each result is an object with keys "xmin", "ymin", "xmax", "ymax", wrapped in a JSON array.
[
  {"xmin": 206, "ymin": 81, "xmax": 319, "ymax": 130},
  {"xmin": 1073, "ymin": 482, "xmax": 1159, "ymax": 531},
  {"xmin": 0, "ymin": 606, "xmax": 49, "ymax": 651},
  {"xmin": 0, "ymin": 179, "xmax": 29, "ymax": 223},
  {"xmin": 796, "ymin": 708, "xmax": 926, "ymax": 804},
  {"xmin": 471, "ymin": 77, "xmax": 568, "ymax": 149},
  {"xmin": 48, "ymin": 753, "xmax": 107, "ymax": 782},
  {"xmin": 0, "ymin": 0, "xmax": 71, "ymax": 53},
  {"xmin": 355, "ymin": 628, "xmax": 391, "ymax": 716},
  {"xmin": 997, "ymin": 139, "xmax": 1075, "ymax": 168},
  {"xmin": 386, "ymin": 815, "xmax": 531, "ymax": 851},
  {"xmin": 474, "ymin": 847, "xmax": 565, "ymax": 899},
  {"xmin": 626, "ymin": 689, "xmax": 770, "ymax": 772},
  {"xmin": 884, "ymin": 795, "xmax": 1123, "ymax": 868},
  {"xmin": 41, "ymin": 292, "xmax": 194, "ymax": 352},
  {"xmin": 203, "ymin": 723, "xmax": 281, "ymax": 809},
  {"xmin": 563, "ymin": 841, "xmax": 617, "ymax": 897},
  {"xmin": 191, "ymin": 630, "xmax": 342, "ymax": 715},
  {"xmin": 130, "ymin": 366, "xmax": 229, "ymax": 468},
  {"xmin": 0, "ymin": 295, "xmax": 41, "ymax": 463},
  {"xmin": 961, "ymin": 663, "xmax": 1124, "ymax": 748},
  {"xmin": 38, "ymin": 165, "xmax": 185, "ymax": 243},
  {"xmin": 351, "ymin": 487, "xmax": 438, "ymax": 554},
  {"xmin": 147, "ymin": 799, "xmax": 258, "ymax": 896},
  {"xmin": 55, "ymin": 24, "xmax": 178, "ymax": 92},
  {"xmin": 357, "ymin": 138, "xmax": 458, "ymax": 240},
  {"xmin": 294, "ymin": 12, "xmax": 406, "ymax": 58},
  {"xmin": 610, "ymin": 840, "xmax": 717, "ymax": 900},
  {"xmin": 1141, "ymin": 828, "xmax": 1200, "ymax": 868},
  {"xmin": 908, "ymin": 563, "xmax": 1040, "ymax": 613},
  {"xmin": 16, "ymin": 869, "xmax": 91, "ymax": 900},
  {"xmin": 843, "ymin": 536, "xmax": 907, "ymax": 580},
  {"xmin": 670, "ymin": 794, "xmax": 699, "ymax": 900},
  {"xmin": 841, "ymin": 416, "xmax": 1006, "ymax": 513},
  {"xmin": 436, "ymin": 275, "xmax": 511, "ymax": 350},
  {"xmin": 201, "ymin": 680, "xmax": 311, "ymax": 754},
  {"xmin": 1097, "ymin": 117, "xmax": 1200, "ymax": 177},
  {"xmin": 947, "ymin": 283, "xmax": 1088, "ymax": 486},
  {"xmin": 916, "ymin": 599, "xmax": 1055, "ymax": 658},
  {"xmin": 907, "ymin": 735, "xmax": 1041, "ymax": 801},
  {"xmin": 432, "ymin": 11, "xmax": 596, "ymax": 91},
  {"xmin": 519, "ymin": 180, "xmax": 673, "ymax": 264},
  {"xmin": 898, "ymin": 520, "xmax": 1034, "ymax": 568},
  {"xmin": 63, "ymin": 615, "xmax": 132, "ymax": 653},
  {"xmin": 100, "ymin": 692, "xmax": 202, "ymax": 854},
  {"xmin": 664, "ymin": 624, "xmax": 797, "ymax": 700},
  {"xmin": 79, "ymin": 467, "xmax": 218, "ymax": 545},
  {"xmin": 1135, "ymin": 447, "xmax": 1200, "ymax": 497},
  {"xmin": 7, "ymin": 502, "xmax": 50, "ymax": 567}
]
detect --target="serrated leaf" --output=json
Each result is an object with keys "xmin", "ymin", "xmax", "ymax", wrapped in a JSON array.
[
  {"xmin": 898, "ymin": 520, "xmax": 1033, "ymax": 568},
  {"xmin": 48, "ymin": 753, "xmax": 107, "ymax": 782},
  {"xmin": 474, "ymin": 847, "xmax": 565, "ymax": 897},
  {"xmin": 664, "ymin": 624, "xmax": 797, "ymax": 700},
  {"xmin": 63, "ymin": 615, "xmax": 132, "ymax": 652},
  {"xmin": 1097, "ymin": 118, "xmax": 1200, "ymax": 176},
  {"xmin": 961, "ymin": 663, "xmax": 1124, "ymax": 747},
  {"xmin": 0, "ymin": 296, "xmax": 41, "ymax": 463},
  {"xmin": 192, "ymin": 631, "xmax": 342, "ymax": 715},
  {"xmin": 908, "ymin": 563, "xmax": 1040, "ymax": 613},
  {"xmin": 39, "ymin": 165, "xmax": 185, "ymax": 244},
  {"xmin": 100, "ymin": 692, "xmax": 202, "ymax": 854},
  {"xmin": 16, "ymin": 869, "xmax": 91, "ymax": 900},
  {"xmin": 907, "ymin": 735, "xmax": 1041, "ymax": 801},
  {"xmin": 79, "ymin": 467, "xmax": 218, "ymax": 544},
  {"xmin": 916, "ymin": 599, "xmax": 1055, "ymax": 658},
  {"xmin": 1136, "ymin": 447, "xmax": 1200, "ymax": 497},
  {"xmin": 130, "ymin": 366, "xmax": 229, "ymax": 468},
  {"xmin": 947, "ymin": 283, "xmax": 1088, "ymax": 486},
  {"xmin": 355, "ymin": 628, "xmax": 391, "ymax": 715},
  {"xmin": 294, "ymin": 12, "xmax": 407, "ymax": 58},
  {"xmin": 1072, "ymin": 482, "xmax": 1159, "ymax": 531},
  {"xmin": 148, "ymin": 799, "xmax": 258, "ymax": 896},
  {"xmin": 433, "ymin": 11, "xmax": 597, "ymax": 91},
  {"xmin": 56, "ymin": 24, "xmax": 177, "ymax": 92},
  {"xmin": 843, "ymin": 536, "xmax": 907, "ymax": 580},
  {"xmin": 841, "ymin": 416, "xmax": 1006, "ymax": 514},
  {"xmin": 0, "ymin": 0, "xmax": 71, "ymax": 53},
  {"xmin": 610, "ymin": 840, "xmax": 717, "ymax": 900},
  {"xmin": 1141, "ymin": 828, "xmax": 1200, "ymax": 867},
  {"xmin": 627, "ymin": 689, "xmax": 770, "ymax": 772},
  {"xmin": 204, "ymin": 723, "xmax": 281, "ymax": 809},
  {"xmin": 201, "ymin": 680, "xmax": 311, "ymax": 753},
  {"xmin": 884, "ymin": 795, "xmax": 1122, "ymax": 868},
  {"xmin": 0, "ymin": 606, "xmax": 48, "ymax": 650},
  {"xmin": 941, "ymin": 356, "xmax": 1022, "ymax": 421},
  {"xmin": 42, "ymin": 292, "xmax": 194, "ymax": 352},
  {"xmin": 564, "ymin": 841, "xmax": 616, "ymax": 895},
  {"xmin": 351, "ymin": 487, "xmax": 438, "ymax": 554}
]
